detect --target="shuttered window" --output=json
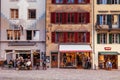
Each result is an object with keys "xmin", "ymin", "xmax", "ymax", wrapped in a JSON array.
[
  {"xmin": 51, "ymin": 12, "xmax": 90, "ymax": 24},
  {"xmin": 97, "ymin": 33, "xmax": 107, "ymax": 44}
]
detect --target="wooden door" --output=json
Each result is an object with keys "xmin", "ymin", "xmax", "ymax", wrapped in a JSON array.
[{"xmin": 51, "ymin": 53, "xmax": 58, "ymax": 68}]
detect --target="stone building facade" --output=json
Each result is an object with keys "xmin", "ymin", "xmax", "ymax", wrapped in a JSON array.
[{"xmin": 46, "ymin": 0, "xmax": 93, "ymax": 68}]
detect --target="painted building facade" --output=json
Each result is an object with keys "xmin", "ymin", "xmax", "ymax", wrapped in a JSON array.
[
  {"xmin": 0, "ymin": 0, "xmax": 46, "ymax": 66},
  {"xmin": 46, "ymin": 0, "xmax": 93, "ymax": 68},
  {"xmin": 94, "ymin": 0, "xmax": 120, "ymax": 69}
]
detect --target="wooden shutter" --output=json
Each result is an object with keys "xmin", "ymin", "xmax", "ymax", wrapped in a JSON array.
[
  {"xmin": 51, "ymin": 12, "xmax": 56, "ymax": 23},
  {"xmin": 119, "ymin": 33, "xmax": 120, "ymax": 44},
  {"xmin": 119, "ymin": 15, "xmax": 120, "ymax": 28},
  {"xmin": 97, "ymin": 34, "xmax": 100, "ymax": 44},
  {"xmin": 63, "ymin": 0, "xmax": 67, "ymax": 4},
  {"xmin": 109, "ymin": 34, "xmax": 112, "ymax": 44},
  {"xmin": 86, "ymin": 32, "xmax": 90, "ymax": 43},
  {"xmin": 107, "ymin": 0, "xmax": 111, "ymax": 4},
  {"xmin": 64, "ymin": 32, "xmax": 67, "ymax": 43},
  {"xmin": 62, "ymin": 12, "xmax": 67, "ymax": 24},
  {"xmin": 74, "ymin": 0, "xmax": 78, "ymax": 4},
  {"xmin": 79, "ymin": 13, "xmax": 81, "ymax": 23},
  {"xmin": 97, "ymin": 15, "xmax": 100, "ymax": 25},
  {"xmin": 51, "ymin": 32, "xmax": 56, "ymax": 43},
  {"xmin": 74, "ymin": 12, "xmax": 78, "ymax": 24},
  {"xmin": 97, "ymin": 0, "xmax": 100, "ymax": 4},
  {"xmin": 86, "ymin": 0, "xmax": 90, "ymax": 4},
  {"xmin": 74, "ymin": 32, "xmax": 78, "ymax": 43},
  {"xmin": 52, "ymin": 0, "xmax": 55, "ymax": 4},
  {"xmin": 86, "ymin": 12, "xmax": 90, "ymax": 23},
  {"xmin": 107, "ymin": 15, "xmax": 112, "ymax": 28}
]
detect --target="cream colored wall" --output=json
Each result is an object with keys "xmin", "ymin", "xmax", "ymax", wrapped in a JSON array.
[{"xmin": 94, "ymin": 0, "xmax": 120, "ymax": 68}]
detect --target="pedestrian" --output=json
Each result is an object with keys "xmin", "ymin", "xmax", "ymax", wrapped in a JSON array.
[{"xmin": 42, "ymin": 59, "xmax": 47, "ymax": 70}]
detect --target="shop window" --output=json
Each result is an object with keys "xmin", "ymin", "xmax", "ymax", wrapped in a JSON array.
[
  {"xmin": 60, "ymin": 53, "xmax": 76, "ymax": 67},
  {"xmin": 109, "ymin": 33, "xmax": 120, "ymax": 44},
  {"xmin": 28, "ymin": 9, "xmax": 36, "ymax": 19},
  {"xmin": 7, "ymin": 30, "xmax": 20, "ymax": 40},
  {"xmin": 10, "ymin": 9, "xmax": 19, "ymax": 19},
  {"xmin": 97, "ymin": 33, "xmax": 107, "ymax": 44}
]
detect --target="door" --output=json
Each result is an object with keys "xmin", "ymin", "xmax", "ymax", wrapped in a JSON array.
[
  {"xmin": 6, "ymin": 53, "xmax": 13, "ymax": 63},
  {"xmin": 51, "ymin": 53, "xmax": 58, "ymax": 68}
]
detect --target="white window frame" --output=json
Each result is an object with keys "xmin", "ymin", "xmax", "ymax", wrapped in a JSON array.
[
  {"xmin": 99, "ymin": 33, "xmax": 107, "ymax": 44},
  {"xmin": 111, "ymin": 33, "xmax": 119, "ymax": 43}
]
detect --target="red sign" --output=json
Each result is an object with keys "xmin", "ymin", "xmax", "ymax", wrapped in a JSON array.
[{"xmin": 104, "ymin": 47, "xmax": 111, "ymax": 50}]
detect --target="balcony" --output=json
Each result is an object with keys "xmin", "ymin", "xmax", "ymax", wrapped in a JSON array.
[{"xmin": 95, "ymin": 24, "xmax": 120, "ymax": 31}]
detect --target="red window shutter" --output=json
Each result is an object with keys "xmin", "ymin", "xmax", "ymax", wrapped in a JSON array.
[
  {"xmin": 86, "ymin": 32, "xmax": 90, "ymax": 43},
  {"xmin": 86, "ymin": 0, "xmax": 90, "ymax": 4},
  {"xmin": 74, "ymin": 32, "xmax": 78, "ymax": 43},
  {"xmin": 64, "ymin": 32, "xmax": 67, "ymax": 43},
  {"xmin": 51, "ymin": 12, "xmax": 56, "ymax": 23},
  {"xmin": 74, "ymin": 12, "xmax": 78, "ymax": 24},
  {"xmin": 51, "ymin": 32, "xmax": 56, "ymax": 43},
  {"xmin": 52, "ymin": 0, "xmax": 55, "ymax": 4},
  {"xmin": 62, "ymin": 13, "xmax": 67, "ymax": 24},
  {"xmin": 63, "ymin": 0, "xmax": 67, "ymax": 4},
  {"xmin": 74, "ymin": 0, "xmax": 78, "ymax": 4},
  {"xmin": 86, "ymin": 12, "xmax": 90, "ymax": 23},
  {"xmin": 79, "ymin": 13, "xmax": 81, "ymax": 23}
]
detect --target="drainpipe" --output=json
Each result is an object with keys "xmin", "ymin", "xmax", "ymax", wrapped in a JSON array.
[{"xmin": 92, "ymin": 0, "xmax": 95, "ymax": 70}]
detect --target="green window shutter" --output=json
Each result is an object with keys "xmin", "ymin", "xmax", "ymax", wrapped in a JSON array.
[
  {"xmin": 109, "ymin": 34, "xmax": 112, "ymax": 44},
  {"xmin": 119, "ymin": 15, "xmax": 120, "ymax": 28},
  {"xmin": 107, "ymin": 0, "xmax": 111, "ymax": 4},
  {"xmin": 119, "ymin": 33, "xmax": 120, "ymax": 44},
  {"xmin": 97, "ymin": 34, "xmax": 100, "ymax": 44}
]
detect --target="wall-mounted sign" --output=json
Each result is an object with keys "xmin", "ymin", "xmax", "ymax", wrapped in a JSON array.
[{"xmin": 104, "ymin": 47, "xmax": 111, "ymax": 50}]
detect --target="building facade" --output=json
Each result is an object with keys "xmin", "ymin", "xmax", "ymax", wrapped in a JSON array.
[
  {"xmin": 94, "ymin": 0, "xmax": 120, "ymax": 69},
  {"xmin": 46, "ymin": 0, "xmax": 93, "ymax": 68},
  {"xmin": 0, "ymin": 0, "xmax": 46, "ymax": 66}
]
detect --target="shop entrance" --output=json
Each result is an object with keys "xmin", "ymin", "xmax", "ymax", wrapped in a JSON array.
[
  {"xmin": 51, "ymin": 52, "xmax": 58, "ymax": 68},
  {"xmin": 76, "ymin": 52, "xmax": 91, "ymax": 69},
  {"xmin": 33, "ymin": 52, "xmax": 40, "ymax": 66},
  {"xmin": 99, "ymin": 55, "xmax": 118, "ymax": 69}
]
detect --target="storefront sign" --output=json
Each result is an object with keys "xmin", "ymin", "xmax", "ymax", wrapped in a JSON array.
[{"xmin": 104, "ymin": 47, "xmax": 111, "ymax": 50}]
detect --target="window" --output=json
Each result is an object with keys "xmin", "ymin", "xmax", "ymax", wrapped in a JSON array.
[
  {"xmin": 26, "ymin": 30, "xmax": 39, "ymax": 40},
  {"xmin": 97, "ymin": 33, "xmax": 107, "ymax": 44},
  {"xmin": 10, "ymin": 9, "xmax": 18, "ymax": 19},
  {"xmin": 109, "ymin": 33, "xmax": 120, "ymax": 44},
  {"xmin": 79, "ymin": 13, "xmax": 89, "ymax": 24},
  {"xmin": 56, "ymin": 0, "xmax": 63, "ymax": 3},
  {"xmin": 97, "ymin": 0, "xmax": 120, "ymax": 4},
  {"xmin": 26, "ymin": 31, "xmax": 32, "ymax": 40},
  {"xmin": 67, "ymin": 32, "xmax": 75, "ymax": 42},
  {"xmin": 112, "ymin": 15, "xmax": 118, "ymax": 25},
  {"xmin": 78, "ymin": 0, "xmax": 86, "ymax": 3},
  {"xmin": 67, "ymin": 13, "xmax": 74, "ymax": 23},
  {"xmin": 28, "ymin": 9, "xmax": 36, "ymax": 19},
  {"xmin": 56, "ymin": 13, "xmax": 62, "ymax": 23},
  {"xmin": 7, "ymin": 30, "xmax": 20, "ymax": 40},
  {"xmin": 51, "ymin": 32, "xmax": 90, "ymax": 43},
  {"xmin": 67, "ymin": 0, "xmax": 74, "ymax": 3}
]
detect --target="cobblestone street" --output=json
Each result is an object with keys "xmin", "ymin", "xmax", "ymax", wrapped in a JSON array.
[{"xmin": 0, "ymin": 68, "xmax": 120, "ymax": 80}]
